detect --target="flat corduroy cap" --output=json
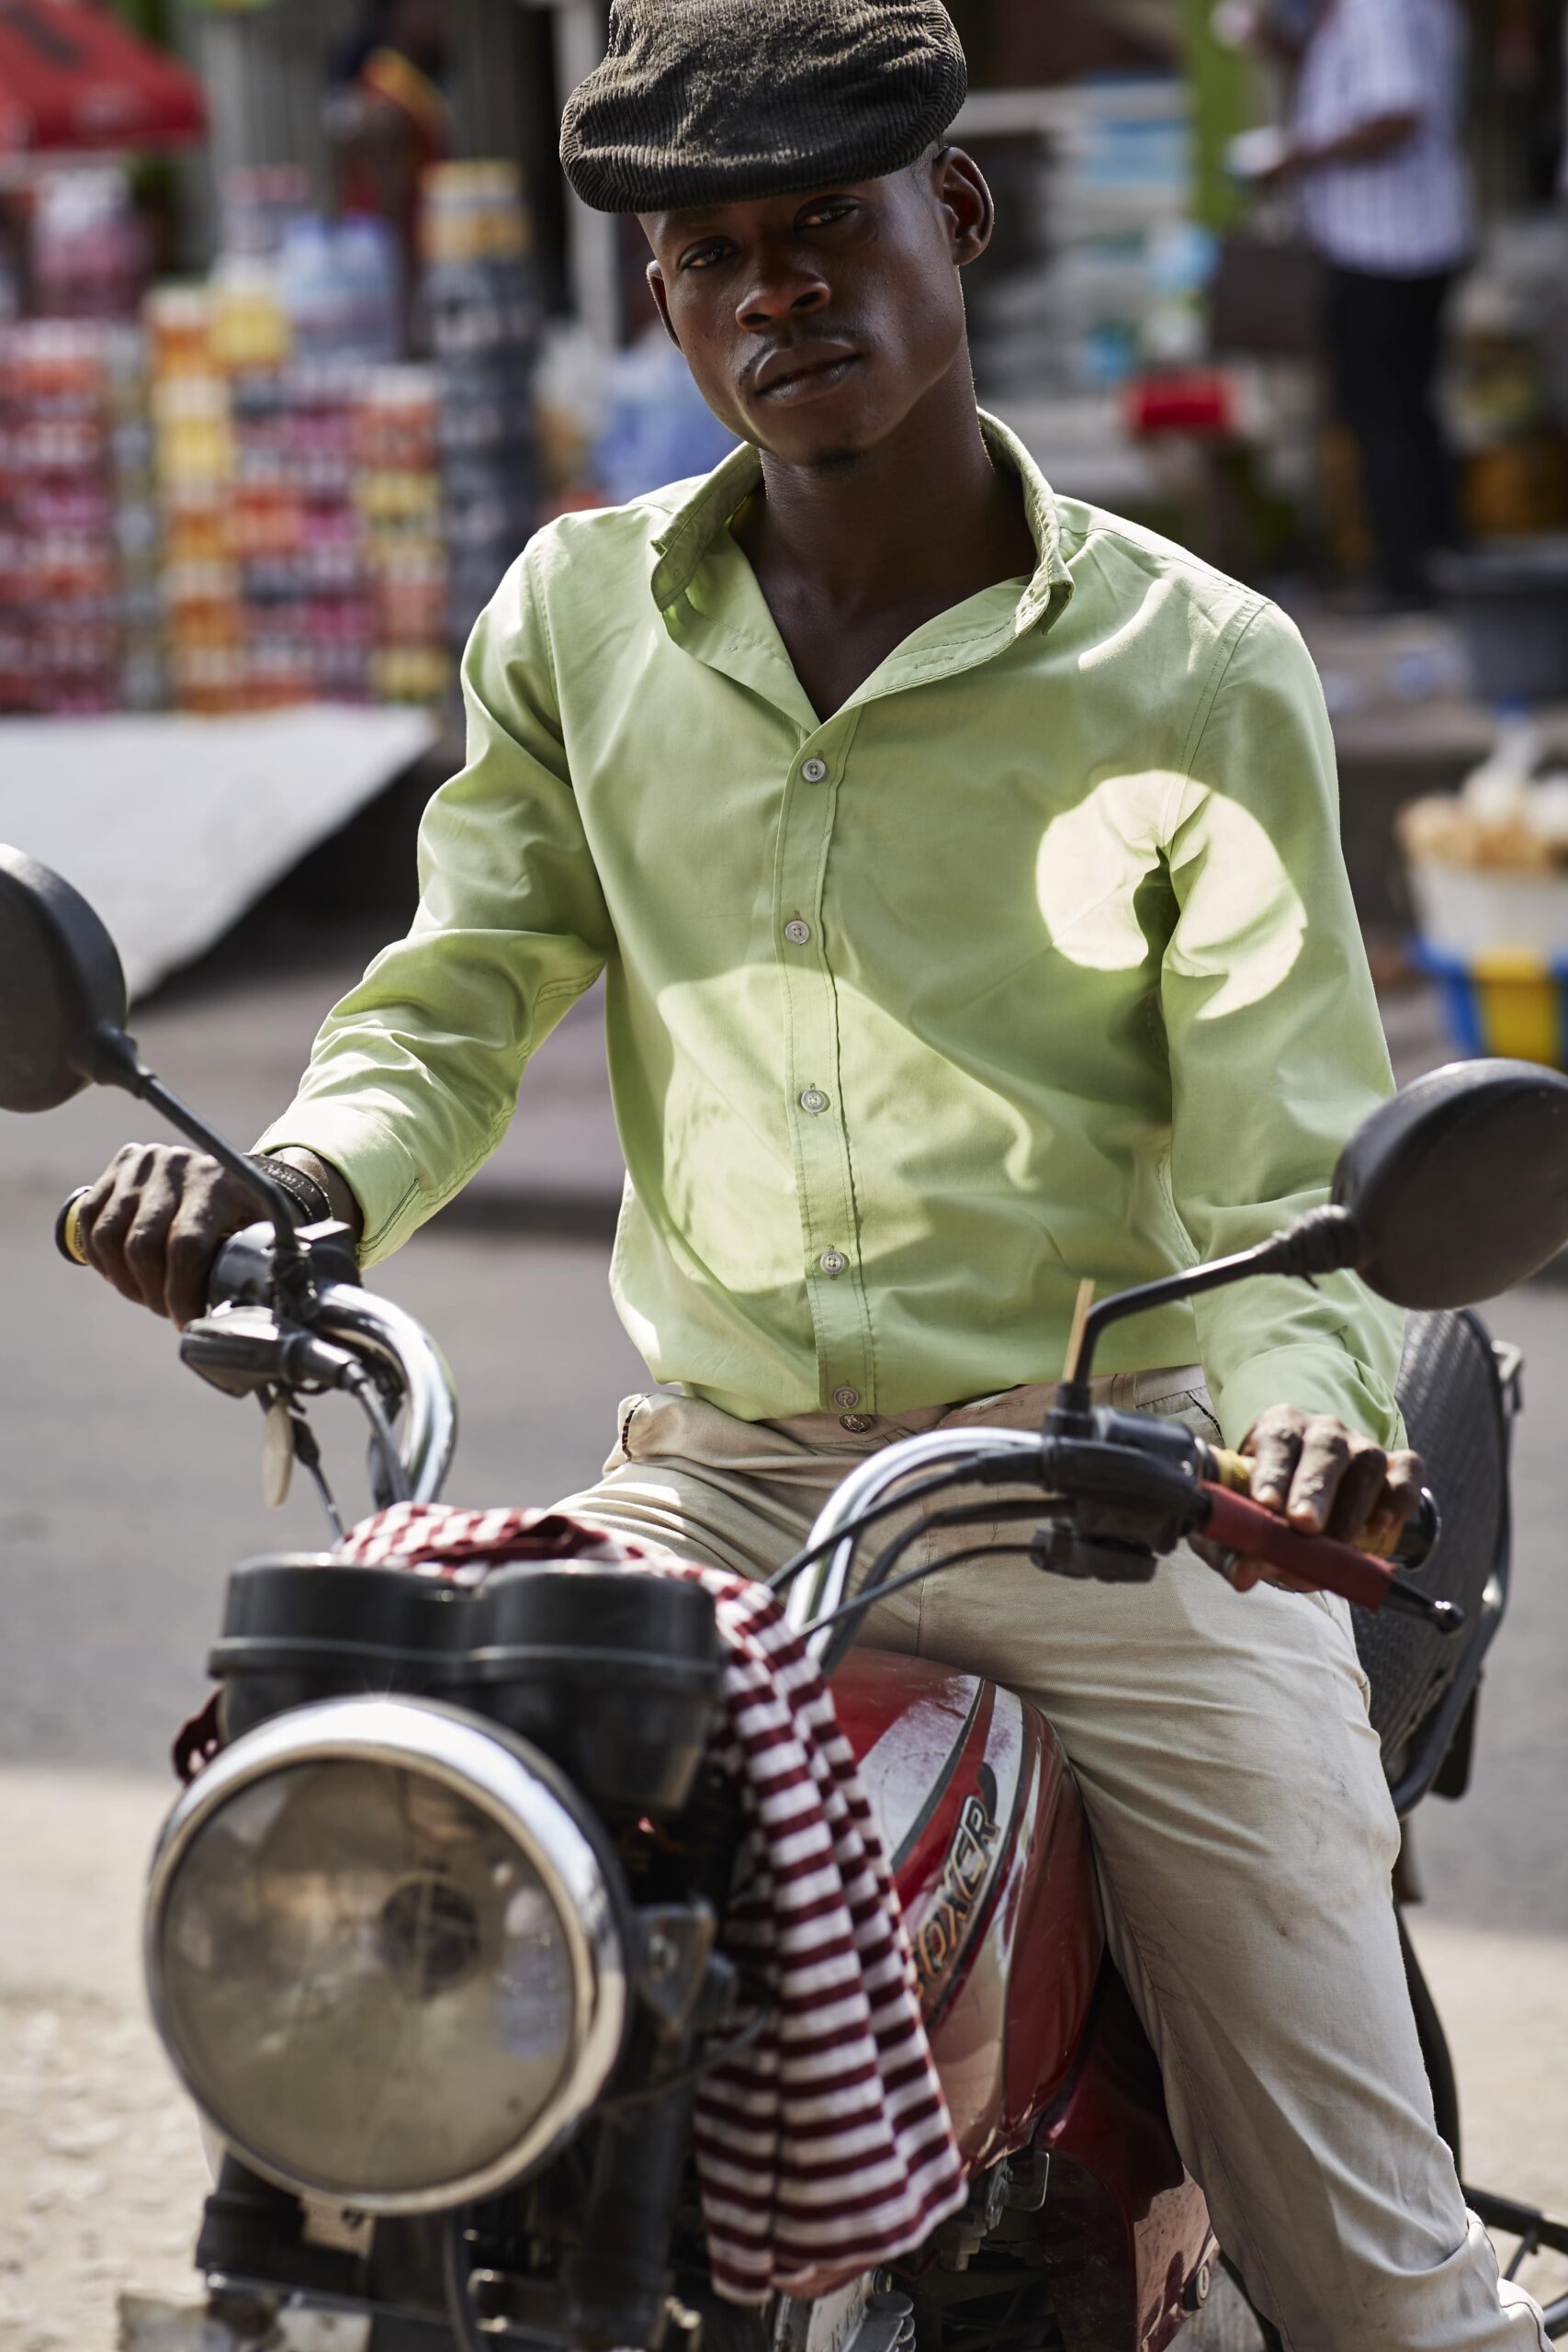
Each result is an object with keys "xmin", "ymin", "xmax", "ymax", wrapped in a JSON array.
[{"xmin": 559, "ymin": 0, "xmax": 968, "ymax": 216}]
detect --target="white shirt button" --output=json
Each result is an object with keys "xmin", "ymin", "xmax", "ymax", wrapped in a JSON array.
[
  {"xmin": 833, "ymin": 1385, "xmax": 860, "ymax": 1409},
  {"xmin": 818, "ymin": 1249, "xmax": 847, "ymax": 1276},
  {"xmin": 799, "ymin": 1088, "xmax": 829, "ymax": 1114},
  {"xmin": 801, "ymin": 756, "xmax": 828, "ymax": 784},
  {"xmin": 784, "ymin": 919, "xmax": 812, "ymax": 945}
]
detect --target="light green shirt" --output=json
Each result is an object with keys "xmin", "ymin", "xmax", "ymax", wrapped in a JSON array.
[{"xmin": 259, "ymin": 413, "xmax": 1404, "ymax": 1450}]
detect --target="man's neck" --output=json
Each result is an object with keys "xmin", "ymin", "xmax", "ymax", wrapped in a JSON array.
[{"xmin": 733, "ymin": 361, "xmax": 1038, "ymax": 714}]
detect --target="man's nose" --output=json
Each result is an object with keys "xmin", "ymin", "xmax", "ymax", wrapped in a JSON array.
[{"xmin": 736, "ymin": 254, "xmax": 831, "ymax": 331}]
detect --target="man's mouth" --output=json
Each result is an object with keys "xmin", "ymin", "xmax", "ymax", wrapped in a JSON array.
[{"xmin": 751, "ymin": 344, "xmax": 862, "ymax": 402}]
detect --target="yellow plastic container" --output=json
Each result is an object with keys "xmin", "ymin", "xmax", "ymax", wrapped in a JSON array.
[{"xmin": 1414, "ymin": 944, "xmax": 1568, "ymax": 1069}]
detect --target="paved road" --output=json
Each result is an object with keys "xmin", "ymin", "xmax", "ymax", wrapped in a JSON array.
[{"xmin": 2, "ymin": 938, "xmax": 1565, "ymax": 2346}]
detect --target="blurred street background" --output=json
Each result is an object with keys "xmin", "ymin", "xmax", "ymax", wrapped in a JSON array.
[{"xmin": 5, "ymin": 0, "xmax": 1568, "ymax": 2346}]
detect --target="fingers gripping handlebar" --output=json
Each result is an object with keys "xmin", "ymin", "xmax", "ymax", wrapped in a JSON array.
[
  {"xmin": 57, "ymin": 1189, "xmax": 457, "ymax": 1509},
  {"xmin": 1196, "ymin": 1482, "xmax": 1458, "ymax": 1626},
  {"xmin": 1202, "ymin": 1442, "xmax": 1441, "ymax": 1573}
]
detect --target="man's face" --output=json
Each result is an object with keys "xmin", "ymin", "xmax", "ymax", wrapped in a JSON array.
[{"xmin": 642, "ymin": 151, "xmax": 992, "ymax": 469}]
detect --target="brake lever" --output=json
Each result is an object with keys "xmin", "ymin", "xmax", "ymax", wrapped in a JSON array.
[{"xmin": 179, "ymin": 1303, "xmax": 361, "ymax": 1400}]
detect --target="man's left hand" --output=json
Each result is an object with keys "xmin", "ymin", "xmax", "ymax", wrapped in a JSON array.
[{"xmin": 1232, "ymin": 1405, "xmax": 1425, "ymax": 1594}]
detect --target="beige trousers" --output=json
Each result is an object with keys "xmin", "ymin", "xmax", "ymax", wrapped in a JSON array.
[{"xmin": 555, "ymin": 1374, "xmax": 1548, "ymax": 2352}]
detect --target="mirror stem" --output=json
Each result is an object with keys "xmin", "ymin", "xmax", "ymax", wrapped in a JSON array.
[
  {"xmin": 89, "ymin": 1024, "xmax": 314, "ymax": 1314},
  {"xmin": 1054, "ymin": 1205, "xmax": 1361, "ymax": 1425}
]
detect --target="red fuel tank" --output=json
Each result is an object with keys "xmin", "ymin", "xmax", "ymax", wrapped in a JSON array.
[
  {"xmin": 832, "ymin": 1650, "xmax": 1102, "ymax": 2167},
  {"xmin": 834, "ymin": 1651, "xmax": 1214, "ymax": 2352}
]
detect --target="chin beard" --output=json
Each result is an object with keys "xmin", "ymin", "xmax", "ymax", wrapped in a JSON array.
[{"xmin": 806, "ymin": 447, "xmax": 868, "ymax": 476}]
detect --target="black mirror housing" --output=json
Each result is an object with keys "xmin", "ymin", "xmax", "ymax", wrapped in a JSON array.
[
  {"xmin": 1334, "ymin": 1059, "xmax": 1568, "ymax": 1307},
  {"xmin": 0, "ymin": 844, "xmax": 134, "ymax": 1113}
]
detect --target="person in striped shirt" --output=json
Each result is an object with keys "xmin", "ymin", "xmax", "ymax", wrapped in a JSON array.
[{"xmin": 1241, "ymin": 0, "xmax": 1472, "ymax": 606}]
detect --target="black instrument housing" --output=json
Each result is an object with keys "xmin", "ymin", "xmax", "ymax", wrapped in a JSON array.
[{"xmin": 210, "ymin": 1556, "xmax": 724, "ymax": 1824}]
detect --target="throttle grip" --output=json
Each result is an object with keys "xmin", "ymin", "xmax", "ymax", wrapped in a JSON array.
[
  {"xmin": 54, "ymin": 1189, "xmax": 285, "ymax": 1308},
  {"xmin": 1200, "ymin": 1484, "xmax": 1463, "ymax": 1633},
  {"xmin": 56, "ymin": 1186, "xmax": 91, "ymax": 1265},
  {"xmin": 1206, "ymin": 1444, "xmax": 1439, "ymax": 1570}
]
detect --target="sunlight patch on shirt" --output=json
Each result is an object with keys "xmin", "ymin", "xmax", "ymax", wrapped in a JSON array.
[
  {"xmin": 1035, "ymin": 771, "xmax": 1180, "ymax": 972},
  {"xmin": 1166, "ymin": 789, "xmax": 1306, "ymax": 1019},
  {"xmin": 1036, "ymin": 773, "xmax": 1306, "ymax": 1018}
]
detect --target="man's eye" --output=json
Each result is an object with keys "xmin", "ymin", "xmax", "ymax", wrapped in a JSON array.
[
  {"xmin": 679, "ymin": 242, "xmax": 730, "ymax": 271},
  {"xmin": 799, "ymin": 200, "xmax": 856, "ymax": 229}
]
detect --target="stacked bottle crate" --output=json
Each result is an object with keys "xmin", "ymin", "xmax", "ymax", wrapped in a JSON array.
[
  {"xmin": 422, "ymin": 162, "xmax": 542, "ymax": 650},
  {"xmin": 106, "ymin": 324, "xmax": 164, "ymax": 709},
  {"xmin": 230, "ymin": 359, "xmax": 373, "ymax": 707},
  {"xmin": 355, "ymin": 367, "xmax": 448, "ymax": 707},
  {"xmin": 0, "ymin": 322, "xmax": 148, "ymax": 715},
  {"xmin": 148, "ymin": 288, "xmax": 243, "ymax": 713}
]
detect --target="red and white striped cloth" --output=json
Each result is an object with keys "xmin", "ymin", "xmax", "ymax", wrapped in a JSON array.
[{"xmin": 338, "ymin": 1503, "xmax": 967, "ymax": 2304}]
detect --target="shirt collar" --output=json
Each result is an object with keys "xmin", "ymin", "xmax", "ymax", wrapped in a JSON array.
[{"xmin": 649, "ymin": 409, "xmax": 1074, "ymax": 641}]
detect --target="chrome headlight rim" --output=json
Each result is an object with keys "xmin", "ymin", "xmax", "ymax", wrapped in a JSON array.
[{"xmin": 145, "ymin": 1694, "xmax": 630, "ymax": 2216}]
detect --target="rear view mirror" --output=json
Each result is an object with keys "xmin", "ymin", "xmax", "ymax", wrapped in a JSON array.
[
  {"xmin": 1335, "ymin": 1059, "xmax": 1568, "ymax": 1307},
  {"xmin": 0, "ymin": 845, "xmax": 313, "ymax": 1277},
  {"xmin": 0, "ymin": 844, "xmax": 135, "ymax": 1112}
]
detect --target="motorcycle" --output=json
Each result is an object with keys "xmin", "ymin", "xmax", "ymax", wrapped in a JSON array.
[{"xmin": 6, "ymin": 836, "xmax": 1568, "ymax": 2352}]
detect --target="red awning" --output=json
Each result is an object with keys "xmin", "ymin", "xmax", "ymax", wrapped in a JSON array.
[{"xmin": 0, "ymin": 0, "xmax": 206, "ymax": 157}]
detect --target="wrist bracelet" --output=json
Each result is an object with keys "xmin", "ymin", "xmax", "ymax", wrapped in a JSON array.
[{"xmin": 248, "ymin": 1154, "xmax": 332, "ymax": 1229}]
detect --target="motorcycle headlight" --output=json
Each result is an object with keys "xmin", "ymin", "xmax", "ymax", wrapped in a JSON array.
[{"xmin": 144, "ymin": 1698, "xmax": 629, "ymax": 2214}]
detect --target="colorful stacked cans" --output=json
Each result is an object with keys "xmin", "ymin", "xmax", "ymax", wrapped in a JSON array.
[
  {"xmin": 148, "ymin": 280, "xmax": 447, "ymax": 712},
  {"xmin": 3, "ymin": 159, "xmax": 542, "ymax": 720}
]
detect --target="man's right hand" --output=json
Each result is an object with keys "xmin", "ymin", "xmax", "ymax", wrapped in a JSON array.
[{"xmin": 75, "ymin": 1143, "xmax": 260, "ymax": 1329}]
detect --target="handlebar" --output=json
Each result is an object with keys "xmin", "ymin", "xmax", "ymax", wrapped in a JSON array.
[
  {"xmin": 788, "ymin": 1421, "xmax": 1455, "ymax": 1670},
  {"xmin": 308, "ymin": 1277, "xmax": 457, "ymax": 1506},
  {"xmin": 791, "ymin": 1430, "xmax": 1048, "ymax": 1660},
  {"xmin": 57, "ymin": 1182, "xmax": 1441, "ymax": 1594},
  {"xmin": 56, "ymin": 1191, "xmax": 457, "ymax": 1509}
]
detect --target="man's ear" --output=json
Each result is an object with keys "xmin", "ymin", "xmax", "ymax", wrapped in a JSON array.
[
  {"xmin": 934, "ymin": 146, "xmax": 994, "ymax": 269},
  {"xmin": 646, "ymin": 259, "xmax": 682, "ymax": 348}
]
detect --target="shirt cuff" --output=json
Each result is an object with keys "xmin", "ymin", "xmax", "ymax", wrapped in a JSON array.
[
  {"xmin": 253, "ymin": 1103, "xmax": 423, "ymax": 1267},
  {"xmin": 1208, "ymin": 1341, "xmax": 1405, "ymax": 1455}
]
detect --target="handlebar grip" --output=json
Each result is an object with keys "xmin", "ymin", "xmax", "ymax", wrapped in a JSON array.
[
  {"xmin": 1206, "ymin": 1446, "xmax": 1439, "ymax": 1570},
  {"xmin": 56, "ymin": 1186, "xmax": 91, "ymax": 1266},
  {"xmin": 1201, "ymin": 1484, "xmax": 1401, "ymax": 1611}
]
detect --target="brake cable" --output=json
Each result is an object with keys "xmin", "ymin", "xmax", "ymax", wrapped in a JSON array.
[
  {"xmin": 810, "ymin": 1497, "xmax": 1064, "ymax": 1671},
  {"xmin": 339, "ymin": 1359, "xmax": 411, "ymax": 1510},
  {"xmin": 765, "ymin": 1462, "xmax": 1026, "ymax": 1594},
  {"xmin": 811, "ymin": 1545, "xmax": 1040, "ymax": 1647}
]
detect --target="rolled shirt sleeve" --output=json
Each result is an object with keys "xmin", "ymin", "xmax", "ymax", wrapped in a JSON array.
[
  {"xmin": 255, "ymin": 549, "xmax": 613, "ymax": 1264},
  {"xmin": 1160, "ymin": 602, "xmax": 1406, "ymax": 1452}
]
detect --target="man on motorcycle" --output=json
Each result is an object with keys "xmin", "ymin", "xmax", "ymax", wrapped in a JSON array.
[{"xmin": 72, "ymin": 4, "xmax": 1549, "ymax": 2346}]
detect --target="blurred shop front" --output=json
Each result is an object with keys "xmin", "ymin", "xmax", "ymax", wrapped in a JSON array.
[
  {"xmin": 4, "ymin": 0, "xmax": 1568, "ymax": 1035},
  {"xmin": 6, "ymin": 1, "xmax": 1565, "ymax": 716},
  {"xmin": 6, "ymin": 0, "xmax": 1567, "ymax": 709},
  {"xmin": 0, "ymin": 0, "xmax": 748, "ymax": 728}
]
